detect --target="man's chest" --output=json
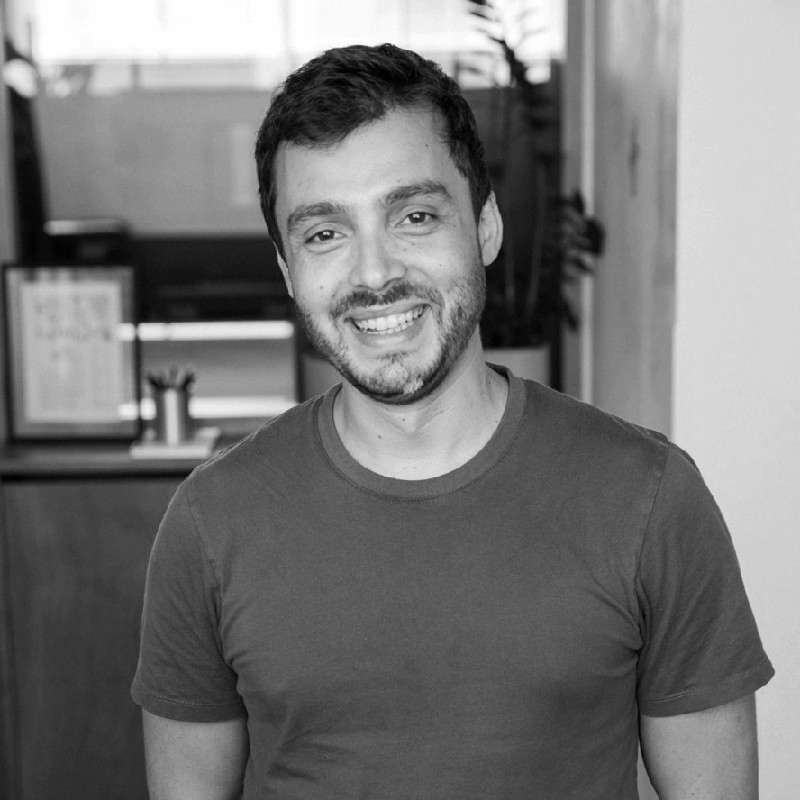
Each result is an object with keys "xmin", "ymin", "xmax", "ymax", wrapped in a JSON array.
[{"xmin": 218, "ymin": 515, "xmax": 643, "ymax": 729}]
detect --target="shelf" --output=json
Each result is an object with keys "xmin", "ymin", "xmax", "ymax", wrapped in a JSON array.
[
  {"xmin": 121, "ymin": 320, "xmax": 295, "ymax": 342},
  {"xmin": 130, "ymin": 395, "xmax": 295, "ymax": 421}
]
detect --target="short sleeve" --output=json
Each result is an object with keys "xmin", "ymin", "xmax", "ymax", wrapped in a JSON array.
[
  {"xmin": 131, "ymin": 481, "xmax": 245, "ymax": 722},
  {"xmin": 636, "ymin": 444, "xmax": 774, "ymax": 716}
]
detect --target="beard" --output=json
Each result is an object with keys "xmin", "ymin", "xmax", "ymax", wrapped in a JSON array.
[{"xmin": 295, "ymin": 258, "xmax": 486, "ymax": 405}]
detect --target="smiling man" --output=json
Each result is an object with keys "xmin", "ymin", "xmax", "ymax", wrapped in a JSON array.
[{"xmin": 132, "ymin": 44, "xmax": 773, "ymax": 799}]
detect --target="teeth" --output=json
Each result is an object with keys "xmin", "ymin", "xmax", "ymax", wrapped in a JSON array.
[{"xmin": 353, "ymin": 307, "xmax": 423, "ymax": 335}]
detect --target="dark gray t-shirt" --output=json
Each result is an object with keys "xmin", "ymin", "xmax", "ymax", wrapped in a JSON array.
[{"xmin": 132, "ymin": 372, "xmax": 773, "ymax": 799}]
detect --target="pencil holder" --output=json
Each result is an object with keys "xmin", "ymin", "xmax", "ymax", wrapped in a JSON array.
[{"xmin": 153, "ymin": 385, "xmax": 191, "ymax": 444}]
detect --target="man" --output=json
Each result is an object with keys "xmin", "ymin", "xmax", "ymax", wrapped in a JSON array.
[{"xmin": 132, "ymin": 44, "xmax": 773, "ymax": 799}]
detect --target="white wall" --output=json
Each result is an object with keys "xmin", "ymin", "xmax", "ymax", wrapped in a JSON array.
[{"xmin": 673, "ymin": 2, "xmax": 800, "ymax": 797}]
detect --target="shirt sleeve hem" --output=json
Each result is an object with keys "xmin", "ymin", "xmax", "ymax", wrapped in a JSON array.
[
  {"xmin": 131, "ymin": 681, "xmax": 246, "ymax": 723},
  {"xmin": 639, "ymin": 656, "xmax": 775, "ymax": 717}
]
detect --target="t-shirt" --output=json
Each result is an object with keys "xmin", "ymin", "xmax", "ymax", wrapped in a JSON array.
[{"xmin": 132, "ymin": 371, "xmax": 774, "ymax": 799}]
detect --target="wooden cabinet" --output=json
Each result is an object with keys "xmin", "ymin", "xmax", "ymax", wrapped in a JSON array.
[{"xmin": 0, "ymin": 452, "xmax": 188, "ymax": 799}]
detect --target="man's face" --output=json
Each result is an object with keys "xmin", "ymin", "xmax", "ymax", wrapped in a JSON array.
[{"xmin": 273, "ymin": 106, "xmax": 502, "ymax": 404}]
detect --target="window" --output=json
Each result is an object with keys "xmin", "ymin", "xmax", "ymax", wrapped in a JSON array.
[{"xmin": 27, "ymin": 0, "xmax": 562, "ymax": 89}]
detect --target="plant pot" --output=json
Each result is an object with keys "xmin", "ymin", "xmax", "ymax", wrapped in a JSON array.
[{"xmin": 484, "ymin": 346, "xmax": 550, "ymax": 385}]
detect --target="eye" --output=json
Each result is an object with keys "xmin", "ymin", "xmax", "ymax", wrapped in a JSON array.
[
  {"xmin": 403, "ymin": 211, "xmax": 435, "ymax": 225},
  {"xmin": 306, "ymin": 229, "xmax": 338, "ymax": 244},
  {"xmin": 301, "ymin": 226, "xmax": 346, "ymax": 253}
]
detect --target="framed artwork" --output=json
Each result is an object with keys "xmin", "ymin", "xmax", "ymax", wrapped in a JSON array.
[{"xmin": 2, "ymin": 263, "xmax": 140, "ymax": 441}]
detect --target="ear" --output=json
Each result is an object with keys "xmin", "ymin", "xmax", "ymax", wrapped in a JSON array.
[
  {"xmin": 477, "ymin": 192, "xmax": 503, "ymax": 267},
  {"xmin": 275, "ymin": 250, "xmax": 294, "ymax": 298}
]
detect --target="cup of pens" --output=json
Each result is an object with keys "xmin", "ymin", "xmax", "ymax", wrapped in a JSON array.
[{"xmin": 146, "ymin": 367, "xmax": 195, "ymax": 444}]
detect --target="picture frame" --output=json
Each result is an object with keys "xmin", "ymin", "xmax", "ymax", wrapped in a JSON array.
[{"xmin": 2, "ymin": 263, "xmax": 141, "ymax": 441}]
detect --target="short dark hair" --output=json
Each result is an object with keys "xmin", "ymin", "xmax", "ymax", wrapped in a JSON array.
[{"xmin": 255, "ymin": 43, "xmax": 491, "ymax": 258}]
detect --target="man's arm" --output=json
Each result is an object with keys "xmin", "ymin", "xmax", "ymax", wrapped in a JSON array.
[
  {"xmin": 143, "ymin": 710, "xmax": 249, "ymax": 800},
  {"xmin": 640, "ymin": 693, "xmax": 759, "ymax": 799}
]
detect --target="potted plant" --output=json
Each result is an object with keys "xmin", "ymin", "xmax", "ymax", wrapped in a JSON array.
[{"xmin": 463, "ymin": 0, "xmax": 603, "ymax": 386}]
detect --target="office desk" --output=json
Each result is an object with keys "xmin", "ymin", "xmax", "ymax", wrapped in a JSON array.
[{"xmin": 0, "ymin": 445, "xmax": 203, "ymax": 800}]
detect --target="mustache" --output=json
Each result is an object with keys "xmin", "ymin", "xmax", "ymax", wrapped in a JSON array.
[{"xmin": 331, "ymin": 282, "xmax": 441, "ymax": 317}]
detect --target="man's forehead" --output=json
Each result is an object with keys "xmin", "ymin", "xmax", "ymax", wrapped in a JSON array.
[{"xmin": 274, "ymin": 110, "xmax": 461, "ymax": 207}]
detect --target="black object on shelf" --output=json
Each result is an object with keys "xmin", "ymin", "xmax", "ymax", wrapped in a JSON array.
[
  {"xmin": 132, "ymin": 235, "xmax": 292, "ymax": 322},
  {"xmin": 44, "ymin": 218, "xmax": 131, "ymax": 264}
]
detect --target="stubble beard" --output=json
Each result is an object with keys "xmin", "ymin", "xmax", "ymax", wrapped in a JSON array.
[{"xmin": 296, "ymin": 259, "xmax": 486, "ymax": 405}]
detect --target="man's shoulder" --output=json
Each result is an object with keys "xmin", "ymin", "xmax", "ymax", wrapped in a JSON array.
[
  {"xmin": 187, "ymin": 394, "xmax": 323, "ymax": 489},
  {"xmin": 154, "ymin": 396, "xmax": 329, "ymax": 558},
  {"xmin": 522, "ymin": 379, "xmax": 669, "ymax": 456},
  {"xmin": 518, "ymin": 381, "xmax": 718, "ymax": 518}
]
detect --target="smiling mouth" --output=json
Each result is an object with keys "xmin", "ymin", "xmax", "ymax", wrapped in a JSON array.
[{"xmin": 351, "ymin": 306, "xmax": 425, "ymax": 335}]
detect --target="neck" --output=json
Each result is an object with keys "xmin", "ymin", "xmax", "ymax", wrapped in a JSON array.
[{"xmin": 333, "ymin": 338, "xmax": 509, "ymax": 480}]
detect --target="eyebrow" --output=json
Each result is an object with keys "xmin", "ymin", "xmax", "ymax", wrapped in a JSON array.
[
  {"xmin": 284, "ymin": 181, "xmax": 454, "ymax": 237},
  {"xmin": 381, "ymin": 180, "xmax": 453, "ymax": 208},
  {"xmin": 286, "ymin": 201, "xmax": 347, "ymax": 237}
]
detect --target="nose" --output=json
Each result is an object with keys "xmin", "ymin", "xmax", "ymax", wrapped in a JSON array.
[{"xmin": 348, "ymin": 231, "xmax": 407, "ymax": 291}]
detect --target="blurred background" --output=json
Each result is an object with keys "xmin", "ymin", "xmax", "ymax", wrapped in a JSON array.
[{"xmin": 0, "ymin": 1, "xmax": 798, "ymax": 798}]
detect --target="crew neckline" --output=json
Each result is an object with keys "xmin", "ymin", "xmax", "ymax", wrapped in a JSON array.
[{"xmin": 314, "ymin": 366, "xmax": 527, "ymax": 500}]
